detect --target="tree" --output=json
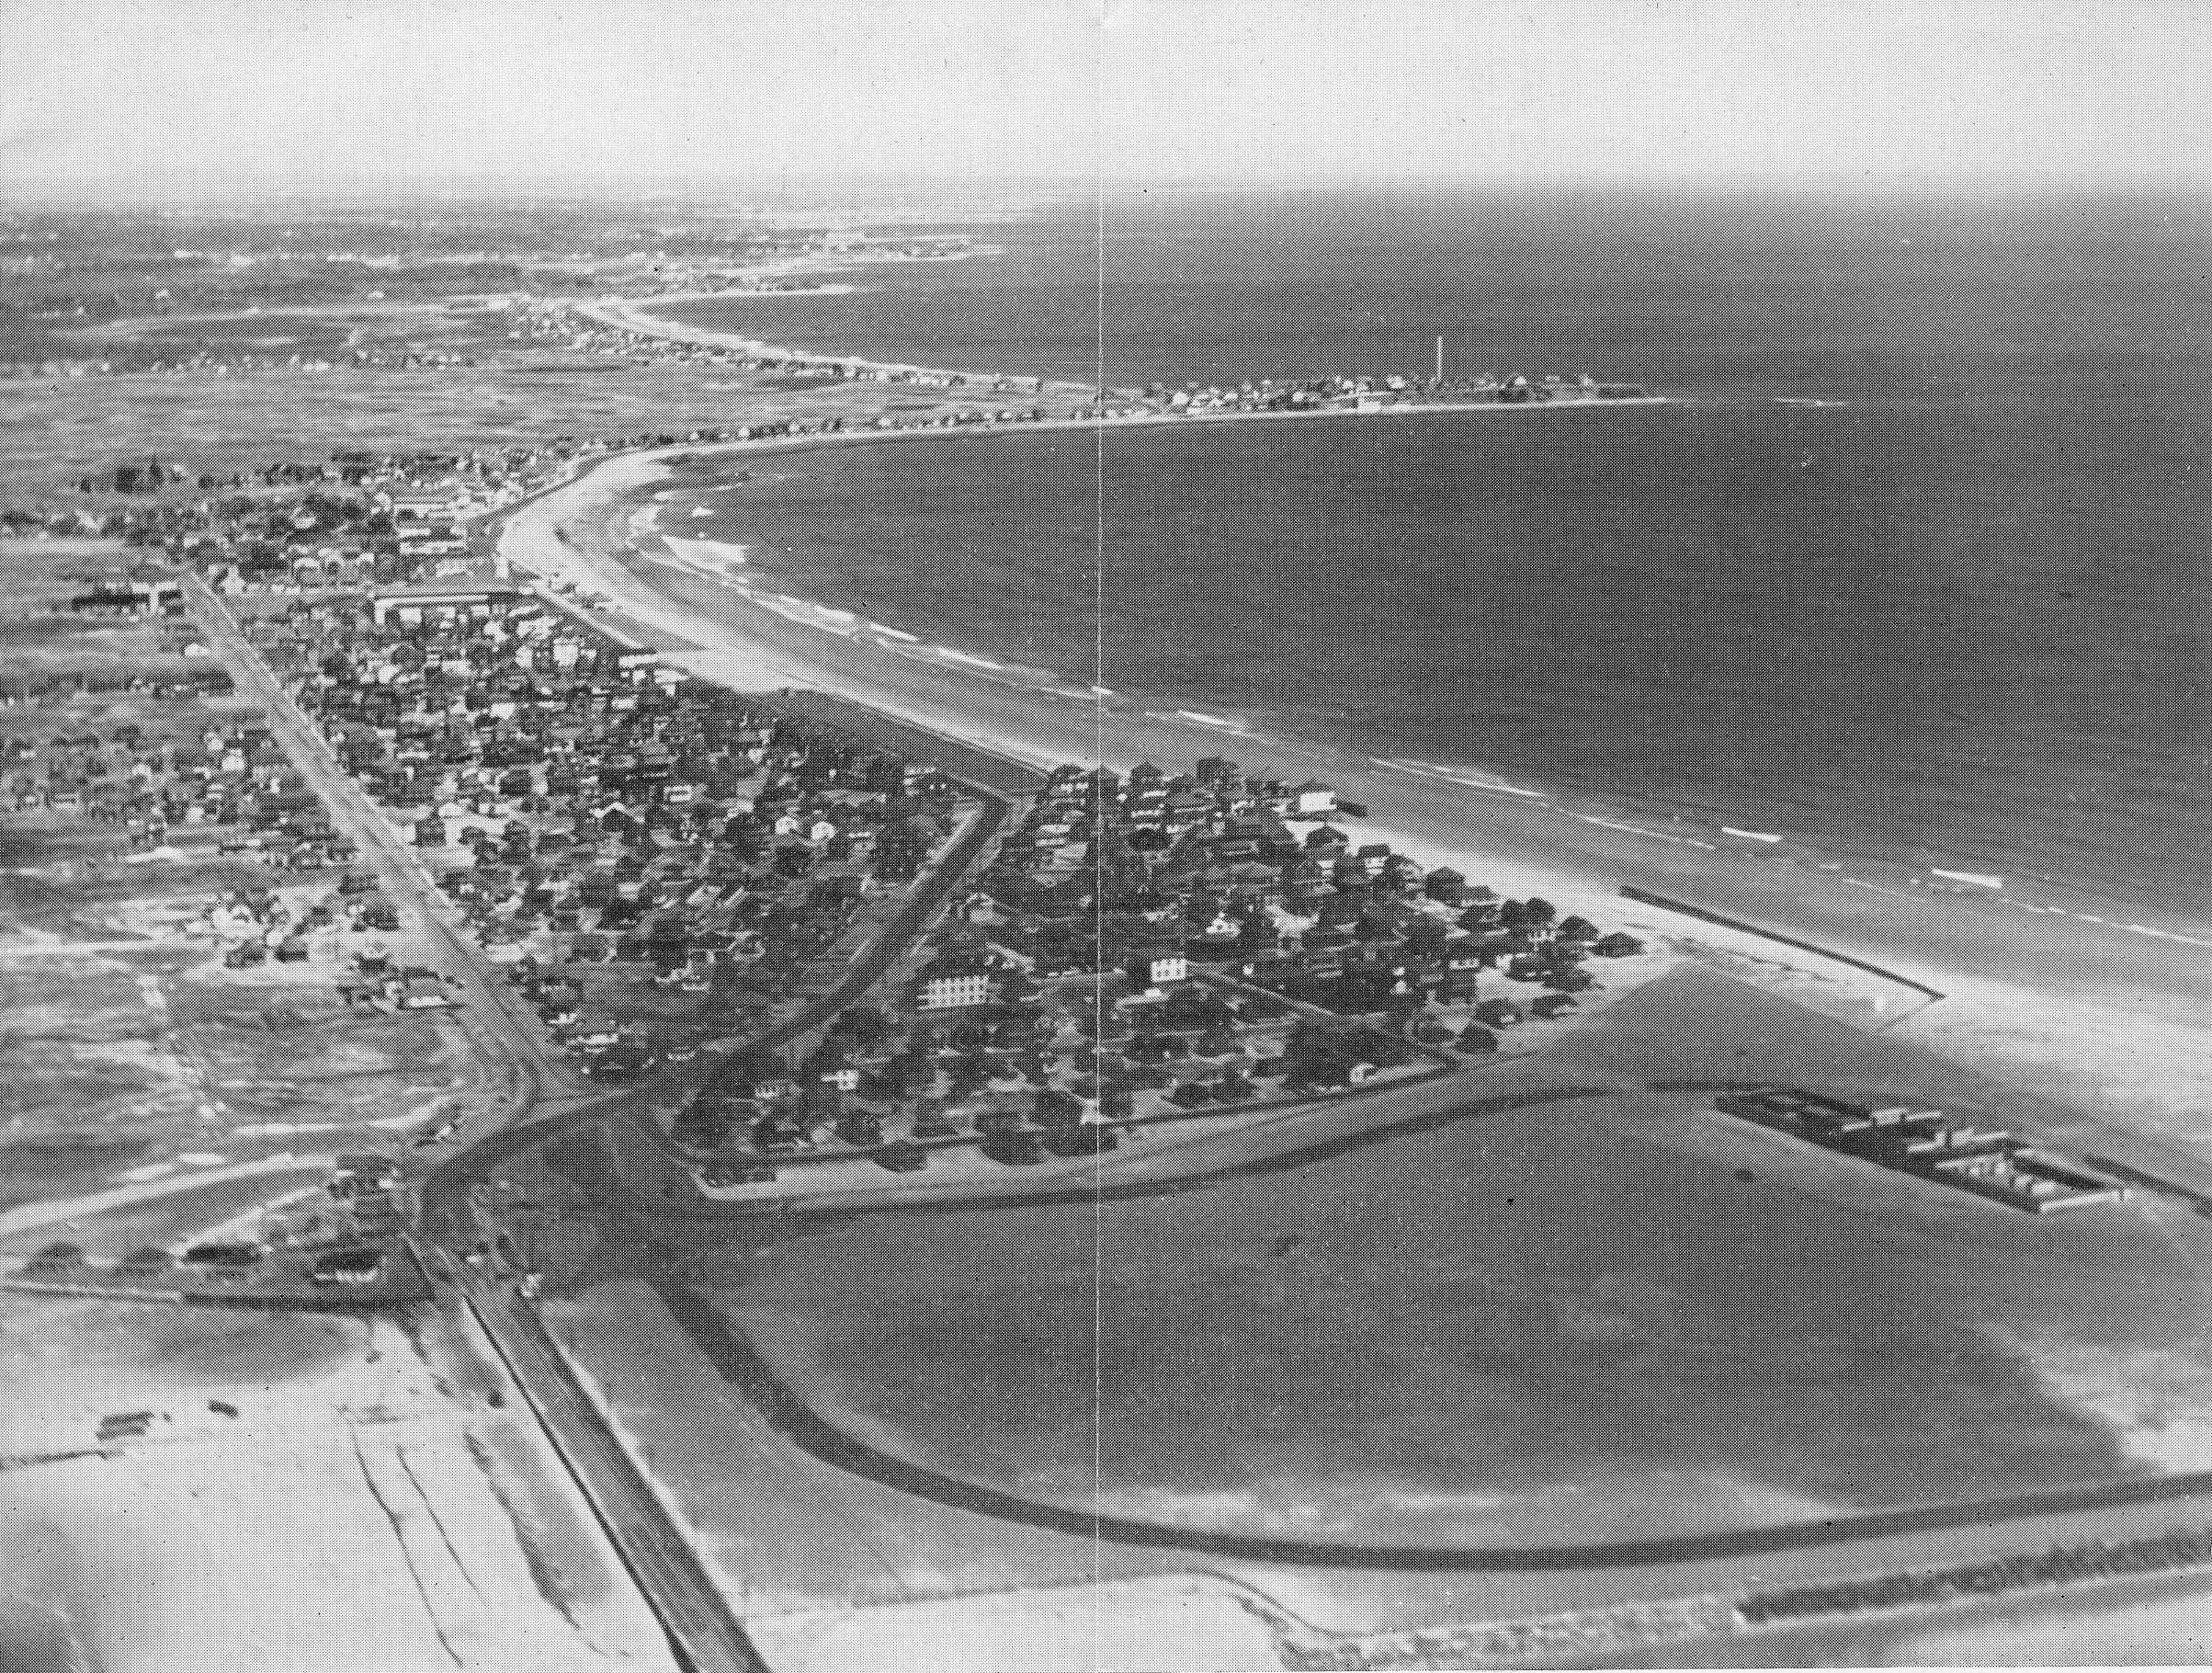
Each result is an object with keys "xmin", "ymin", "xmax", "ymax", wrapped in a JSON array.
[
  {"xmin": 948, "ymin": 1053, "xmax": 993, "ymax": 1098},
  {"xmin": 1163, "ymin": 985, "xmax": 1232, "ymax": 1030},
  {"xmin": 1403, "ymin": 917, "xmax": 1448, "ymax": 956},
  {"xmin": 831, "ymin": 1005, "xmax": 891, "ymax": 1044},
  {"xmin": 1034, "ymin": 1088, "xmax": 1084, "ymax": 1126}
]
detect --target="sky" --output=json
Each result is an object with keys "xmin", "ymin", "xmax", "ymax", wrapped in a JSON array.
[{"xmin": 3, "ymin": 0, "xmax": 2208, "ymax": 199}]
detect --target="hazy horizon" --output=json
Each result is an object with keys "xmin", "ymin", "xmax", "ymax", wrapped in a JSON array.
[{"xmin": 6, "ymin": 0, "xmax": 2208, "ymax": 205}]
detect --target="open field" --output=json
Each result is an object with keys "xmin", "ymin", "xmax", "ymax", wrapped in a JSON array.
[
  {"xmin": 711, "ymin": 969, "xmax": 2212, "ymax": 1552},
  {"xmin": 0, "ymin": 326, "xmax": 1036, "ymax": 507},
  {"xmin": 0, "ymin": 541, "xmax": 491, "ymax": 1203},
  {"xmin": 486, "ymin": 969, "xmax": 2212, "ymax": 1665}
]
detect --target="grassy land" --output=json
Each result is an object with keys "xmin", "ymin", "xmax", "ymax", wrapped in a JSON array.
[
  {"xmin": 0, "ymin": 318, "xmax": 1015, "ymax": 506},
  {"xmin": 716, "ymin": 969, "xmax": 2212, "ymax": 1552}
]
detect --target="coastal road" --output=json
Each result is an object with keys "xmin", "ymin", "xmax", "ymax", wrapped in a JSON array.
[
  {"xmin": 186, "ymin": 577, "xmax": 577, "ymax": 1135},
  {"xmin": 453, "ymin": 1264, "xmax": 767, "ymax": 1673}
]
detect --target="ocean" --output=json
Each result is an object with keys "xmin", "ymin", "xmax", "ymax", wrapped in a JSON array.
[{"xmin": 656, "ymin": 188, "xmax": 2212, "ymax": 917}]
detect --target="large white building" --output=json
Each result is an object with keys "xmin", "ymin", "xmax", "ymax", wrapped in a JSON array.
[{"xmin": 918, "ymin": 957, "xmax": 993, "ymax": 1010}]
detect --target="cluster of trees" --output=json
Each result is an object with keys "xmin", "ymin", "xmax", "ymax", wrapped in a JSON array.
[
  {"xmin": 1167, "ymin": 1071, "xmax": 1256, "ymax": 1109},
  {"xmin": 74, "ymin": 456, "xmax": 192, "ymax": 495},
  {"xmin": 1281, "ymin": 1019, "xmax": 1412, "ymax": 1090}
]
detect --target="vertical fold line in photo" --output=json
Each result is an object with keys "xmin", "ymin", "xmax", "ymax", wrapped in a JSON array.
[{"xmin": 1091, "ymin": 1, "xmax": 1113, "ymax": 1610}]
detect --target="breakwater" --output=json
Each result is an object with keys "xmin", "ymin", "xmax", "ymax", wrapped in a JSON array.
[{"xmin": 1618, "ymin": 888, "xmax": 1945, "ymax": 1002}]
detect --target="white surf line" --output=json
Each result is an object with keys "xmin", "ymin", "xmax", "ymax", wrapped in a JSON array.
[
  {"xmin": 1845, "ymin": 877, "xmax": 1923, "ymax": 902},
  {"xmin": 1720, "ymin": 826, "xmax": 1785, "ymax": 843},
  {"xmin": 1369, "ymin": 758, "xmax": 1548, "ymax": 799},
  {"xmin": 1572, "ymin": 812, "xmax": 1696, "ymax": 846},
  {"xmin": 1175, "ymin": 710, "xmax": 1236, "ymax": 727},
  {"xmin": 867, "ymin": 622, "xmax": 920, "ymax": 643},
  {"xmin": 2123, "ymin": 922, "xmax": 2212, "ymax": 947},
  {"xmin": 937, "ymin": 647, "xmax": 1007, "ymax": 670},
  {"xmin": 753, "ymin": 593, "xmax": 861, "ymax": 636},
  {"xmin": 1929, "ymin": 869, "xmax": 2004, "ymax": 889},
  {"xmin": 1986, "ymin": 894, "xmax": 2212, "ymax": 949},
  {"xmin": 1088, "ymin": 685, "xmax": 1117, "ymax": 698}
]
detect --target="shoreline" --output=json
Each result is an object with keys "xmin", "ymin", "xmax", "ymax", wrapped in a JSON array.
[
  {"xmin": 498, "ymin": 410, "xmax": 2212, "ymax": 1178},
  {"xmin": 596, "ymin": 290, "xmax": 1674, "ymax": 420},
  {"xmin": 576, "ymin": 292, "xmax": 1099, "ymax": 396}
]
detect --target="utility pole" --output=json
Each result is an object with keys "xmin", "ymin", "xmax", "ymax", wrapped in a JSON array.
[{"xmin": 1435, "ymin": 335, "xmax": 1445, "ymax": 384}]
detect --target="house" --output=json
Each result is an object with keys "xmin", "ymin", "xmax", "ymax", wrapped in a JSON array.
[
  {"xmin": 311, "ymin": 1246, "xmax": 388, "ymax": 1285},
  {"xmin": 1127, "ymin": 952, "xmax": 1189, "ymax": 990},
  {"xmin": 329, "ymin": 1154, "xmax": 397, "ymax": 1195}
]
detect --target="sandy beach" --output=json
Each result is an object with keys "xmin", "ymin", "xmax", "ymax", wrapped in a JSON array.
[
  {"xmin": 0, "ymin": 1287, "xmax": 675, "ymax": 1673},
  {"xmin": 577, "ymin": 293, "xmax": 1096, "ymax": 396},
  {"xmin": 501, "ymin": 428, "xmax": 2212, "ymax": 1180}
]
